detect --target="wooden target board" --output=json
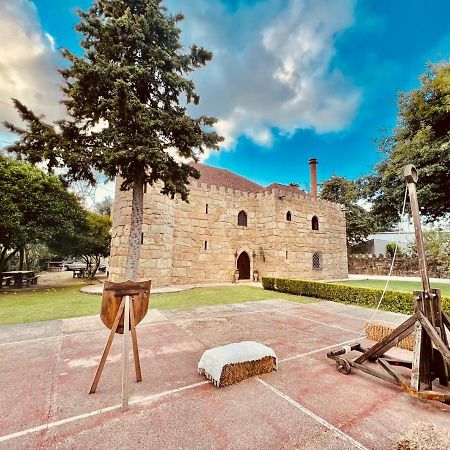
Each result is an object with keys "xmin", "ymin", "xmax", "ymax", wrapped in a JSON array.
[
  {"xmin": 100, "ymin": 280, "xmax": 150, "ymax": 334},
  {"xmin": 89, "ymin": 279, "xmax": 151, "ymax": 411}
]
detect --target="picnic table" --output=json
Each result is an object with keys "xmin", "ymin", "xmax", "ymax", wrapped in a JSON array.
[{"xmin": 1, "ymin": 271, "xmax": 39, "ymax": 288}]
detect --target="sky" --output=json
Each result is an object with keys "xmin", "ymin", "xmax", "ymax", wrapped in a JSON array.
[{"xmin": 1, "ymin": 0, "xmax": 450, "ymax": 202}]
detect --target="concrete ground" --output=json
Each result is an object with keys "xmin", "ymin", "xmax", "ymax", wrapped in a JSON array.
[
  {"xmin": 348, "ymin": 274, "xmax": 450, "ymax": 284},
  {"xmin": 0, "ymin": 299, "xmax": 449, "ymax": 449},
  {"xmin": 80, "ymin": 280, "xmax": 262, "ymax": 295}
]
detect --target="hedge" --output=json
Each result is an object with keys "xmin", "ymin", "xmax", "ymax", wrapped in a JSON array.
[{"xmin": 261, "ymin": 277, "xmax": 450, "ymax": 316}]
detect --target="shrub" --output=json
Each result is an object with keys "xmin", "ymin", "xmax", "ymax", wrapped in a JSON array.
[
  {"xmin": 261, "ymin": 277, "xmax": 450, "ymax": 316},
  {"xmin": 261, "ymin": 277, "xmax": 276, "ymax": 290}
]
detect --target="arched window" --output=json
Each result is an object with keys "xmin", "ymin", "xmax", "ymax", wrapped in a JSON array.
[
  {"xmin": 312, "ymin": 215, "xmax": 319, "ymax": 230},
  {"xmin": 238, "ymin": 210, "xmax": 248, "ymax": 227},
  {"xmin": 312, "ymin": 252, "xmax": 322, "ymax": 270},
  {"xmin": 286, "ymin": 211, "xmax": 292, "ymax": 222}
]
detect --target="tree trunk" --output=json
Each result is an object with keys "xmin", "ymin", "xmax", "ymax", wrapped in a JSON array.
[
  {"xmin": 124, "ymin": 168, "xmax": 145, "ymax": 281},
  {"xmin": 19, "ymin": 245, "xmax": 25, "ymax": 271}
]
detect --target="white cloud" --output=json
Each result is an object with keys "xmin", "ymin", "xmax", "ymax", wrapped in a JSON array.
[
  {"xmin": 167, "ymin": 0, "xmax": 361, "ymax": 155},
  {"xmin": 0, "ymin": 1, "xmax": 64, "ymax": 132}
]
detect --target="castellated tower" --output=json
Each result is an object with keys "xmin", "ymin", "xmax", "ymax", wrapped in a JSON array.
[
  {"xmin": 108, "ymin": 162, "xmax": 348, "ymax": 287},
  {"xmin": 109, "ymin": 180, "xmax": 175, "ymax": 285}
]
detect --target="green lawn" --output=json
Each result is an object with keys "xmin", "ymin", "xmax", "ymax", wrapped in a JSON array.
[
  {"xmin": 335, "ymin": 279, "xmax": 450, "ymax": 297},
  {"xmin": 0, "ymin": 284, "xmax": 313, "ymax": 325}
]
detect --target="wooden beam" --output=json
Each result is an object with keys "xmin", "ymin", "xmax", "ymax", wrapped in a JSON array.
[
  {"xmin": 130, "ymin": 298, "xmax": 142, "ymax": 382},
  {"xmin": 411, "ymin": 321, "xmax": 423, "ymax": 391},
  {"xmin": 89, "ymin": 298, "xmax": 125, "ymax": 394},
  {"xmin": 121, "ymin": 295, "xmax": 130, "ymax": 412},
  {"xmin": 418, "ymin": 311, "xmax": 450, "ymax": 364},
  {"xmin": 355, "ymin": 315, "xmax": 417, "ymax": 364}
]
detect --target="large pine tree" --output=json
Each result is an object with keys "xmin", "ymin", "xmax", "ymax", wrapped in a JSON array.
[{"xmin": 5, "ymin": 0, "xmax": 222, "ymax": 279}]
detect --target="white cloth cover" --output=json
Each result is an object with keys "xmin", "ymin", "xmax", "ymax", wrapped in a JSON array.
[{"xmin": 198, "ymin": 341, "xmax": 277, "ymax": 385}]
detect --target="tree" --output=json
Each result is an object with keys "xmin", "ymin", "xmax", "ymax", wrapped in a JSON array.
[
  {"xmin": 50, "ymin": 212, "xmax": 111, "ymax": 279},
  {"xmin": 362, "ymin": 63, "xmax": 450, "ymax": 228},
  {"xmin": 95, "ymin": 196, "xmax": 113, "ymax": 216},
  {"xmin": 409, "ymin": 230, "xmax": 450, "ymax": 277},
  {"xmin": 320, "ymin": 176, "xmax": 376, "ymax": 246},
  {"xmin": 0, "ymin": 156, "xmax": 84, "ymax": 274},
  {"xmin": 5, "ymin": 0, "xmax": 222, "ymax": 280}
]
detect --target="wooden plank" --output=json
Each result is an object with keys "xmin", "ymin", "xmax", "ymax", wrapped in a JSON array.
[
  {"xmin": 355, "ymin": 315, "xmax": 417, "ymax": 364},
  {"xmin": 411, "ymin": 321, "xmax": 423, "ymax": 391},
  {"xmin": 89, "ymin": 298, "xmax": 125, "ymax": 394},
  {"xmin": 418, "ymin": 311, "xmax": 450, "ymax": 363},
  {"xmin": 349, "ymin": 360, "xmax": 398, "ymax": 385},
  {"xmin": 130, "ymin": 298, "xmax": 142, "ymax": 383},
  {"xmin": 380, "ymin": 358, "xmax": 450, "ymax": 404},
  {"xmin": 121, "ymin": 295, "xmax": 130, "ymax": 412}
]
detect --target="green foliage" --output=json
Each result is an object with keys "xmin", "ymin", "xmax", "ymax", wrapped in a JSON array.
[
  {"xmin": 0, "ymin": 156, "xmax": 85, "ymax": 272},
  {"xmin": 4, "ymin": 0, "xmax": 223, "ymax": 199},
  {"xmin": 261, "ymin": 277, "xmax": 450, "ymax": 315},
  {"xmin": 49, "ymin": 212, "xmax": 111, "ymax": 279},
  {"xmin": 409, "ymin": 230, "xmax": 450, "ymax": 276},
  {"xmin": 362, "ymin": 63, "xmax": 450, "ymax": 228},
  {"xmin": 320, "ymin": 176, "xmax": 376, "ymax": 245},
  {"xmin": 94, "ymin": 196, "xmax": 113, "ymax": 216},
  {"xmin": 386, "ymin": 242, "xmax": 400, "ymax": 257}
]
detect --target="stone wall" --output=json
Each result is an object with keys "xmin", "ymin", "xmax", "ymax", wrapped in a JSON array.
[
  {"xmin": 348, "ymin": 254, "xmax": 448, "ymax": 278},
  {"xmin": 109, "ymin": 179, "xmax": 348, "ymax": 287}
]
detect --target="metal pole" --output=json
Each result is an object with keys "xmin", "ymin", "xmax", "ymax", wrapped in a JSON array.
[{"xmin": 404, "ymin": 165, "xmax": 431, "ymax": 294}]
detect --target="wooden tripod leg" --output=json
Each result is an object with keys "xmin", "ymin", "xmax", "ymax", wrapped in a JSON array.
[
  {"xmin": 129, "ymin": 298, "xmax": 142, "ymax": 382},
  {"xmin": 122, "ymin": 295, "xmax": 130, "ymax": 412},
  {"xmin": 89, "ymin": 298, "xmax": 125, "ymax": 394}
]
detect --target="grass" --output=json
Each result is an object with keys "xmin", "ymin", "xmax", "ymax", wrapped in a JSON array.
[
  {"xmin": 0, "ymin": 284, "xmax": 314, "ymax": 325},
  {"xmin": 335, "ymin": 279, "xmax": 450, "ymax": 297}
]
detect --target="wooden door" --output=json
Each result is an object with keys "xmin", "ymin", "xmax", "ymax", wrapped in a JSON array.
[{"xmin": 237, "ymin": 252, "xmax": 250, "ymax": 280}]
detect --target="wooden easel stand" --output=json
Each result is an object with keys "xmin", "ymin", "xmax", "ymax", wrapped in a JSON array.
[{"xmin": 89, "ymin": 294, "xmax": 142, "ymax": 412}]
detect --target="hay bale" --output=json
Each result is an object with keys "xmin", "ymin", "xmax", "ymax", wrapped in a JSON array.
[
  {"xmin": 365, "ymin": 322, "xmax": 415, "ymax": 351},
  {"xmin": 198, "ymin": 341, "xmax": 277, "ymax": 387},
  {"xmin": 394, "ymin": 422, "xmax": 450, "ymax": 450}
]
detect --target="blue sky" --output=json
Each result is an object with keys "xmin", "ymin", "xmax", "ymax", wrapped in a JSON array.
[{"xmin": 1, "ymin": 0, "xmax": 450, "ymax": 192}]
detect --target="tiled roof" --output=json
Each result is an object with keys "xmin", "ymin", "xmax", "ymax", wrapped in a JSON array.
[
  {"xmin": 264, "ymin": 183, "xmax": 306, "ymax": 195},
  {"xmin": 189, "ymin": 163, "xmax": 307, "ymax": 195},
  {"xmin": 189, "ymin": 163, "xmax": 264, "ymax": 193}
]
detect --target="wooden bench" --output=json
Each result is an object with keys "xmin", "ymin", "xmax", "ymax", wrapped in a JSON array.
[
  {"xmin": 1, "ymin": 276, "xmax": 14, "ymax": 287},
  {"xmin": 73, "ymin": 268, "xmax": 86, "ymax": 278},
  {"xmin": 23, "ymin": 275, "xmax": 39, "ymax": 287}
]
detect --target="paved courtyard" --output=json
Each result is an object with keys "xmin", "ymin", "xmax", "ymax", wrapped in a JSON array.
[{"xmin": 0, "ymin": 299, "xmax": 449, "ymax": 449}]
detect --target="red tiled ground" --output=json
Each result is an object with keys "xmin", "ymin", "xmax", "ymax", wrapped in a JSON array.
[{"xmin": 0, "ymin": 299, "xmax": 449, "ymax": 449}]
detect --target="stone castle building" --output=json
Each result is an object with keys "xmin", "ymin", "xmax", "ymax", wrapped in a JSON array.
[{"xmin": 109, "ymin": 159, "xmax": 348, "ymax": 287}]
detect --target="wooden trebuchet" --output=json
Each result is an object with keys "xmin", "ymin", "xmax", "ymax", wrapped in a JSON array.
[
  {"xmin": 89, "ymin": 280, "xmax": 151, "ymax": 411},
  {"xmin": 327, "ymin": 165, "xmax": 450, "ymax": 404}
]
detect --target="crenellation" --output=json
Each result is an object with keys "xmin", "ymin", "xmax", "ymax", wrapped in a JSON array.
[{"xmin": 109, "ymin": 167, "xmax": 347, "ymax": 287}]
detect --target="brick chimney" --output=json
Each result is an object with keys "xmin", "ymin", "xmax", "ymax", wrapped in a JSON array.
[{"xmin": 309, "ymin": 158, "xmax": 318, "ymax": 199}]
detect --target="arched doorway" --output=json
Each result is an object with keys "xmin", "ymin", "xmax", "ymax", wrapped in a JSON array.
[{"xmin": 237, "ymin": 251, "xmax": 250, "ymax": 280}]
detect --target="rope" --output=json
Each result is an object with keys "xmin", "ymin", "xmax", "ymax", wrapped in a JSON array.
[{"xmin": 348, "ymin": 185, "xmax": 409, "ymax": 345}]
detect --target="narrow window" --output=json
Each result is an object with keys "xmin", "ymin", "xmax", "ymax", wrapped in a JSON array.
[
  {"xmin": 312, "ymin": 215, "xmax": 319, "ymax": 231},
  {"xmin": 238, "ymin": 210, "xmax": 248, "ymax": 227},
  {"xmin": 286, "ymin": 251, "xmax": 288, "ymax": 260},
  {"xmin": 312, "ymin": 252, "xmax": 322, "ymax": 270},
  {"xmin": 286, "ymin": 211, "xmax": 292, "ymax": 222},
  {"xmin": 141, "ymin": 232, "xmax": 144, "ymax": 245},
  {"xmin": 204, "ymin": 241, "xmax": 208, "ymax": 250},
  {"xmin": 206, "ymin": 204, "xmax": 209, "ymax": 214},
  {"xmin": 144, "ymin": 183, "xmax": 147, "ymax": 194}
]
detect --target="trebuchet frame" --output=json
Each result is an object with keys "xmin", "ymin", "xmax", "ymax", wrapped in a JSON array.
[{"xmin": 327, "ymin": 164, "xmax": 450, "ymax": 404}]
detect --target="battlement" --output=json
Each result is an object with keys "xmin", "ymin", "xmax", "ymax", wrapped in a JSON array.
[{"xmin": 189, "ymin": 180, "xmax": 344, "ymax": 211}]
